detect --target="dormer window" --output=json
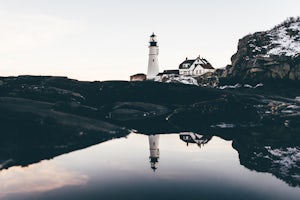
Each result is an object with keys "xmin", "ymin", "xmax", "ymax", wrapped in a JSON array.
[{"xmin": 183, "ymin": 64, "xmax": 190, "ymax": 68}]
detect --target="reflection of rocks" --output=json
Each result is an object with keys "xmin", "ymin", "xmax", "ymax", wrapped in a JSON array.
[
  {"xmin": 232, "ymin": 134, "xmax": 300, "ymax": 187},
  {"xmin": 264, "ymin": 146, "xmax": 300, "ymax": 185},
  {"xmin": 0, "ymin": 97, "xmax": 129, "ymax": 170}
]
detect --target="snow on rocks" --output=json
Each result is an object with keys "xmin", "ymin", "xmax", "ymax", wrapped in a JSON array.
[
  {"xmin": 243, "ymin": 18, "xmax": 300, "ymax": 59},
  {"xmin": 264, "ymin": 146, "xmax": 300, "ymax": 177},
  {"xmin": 267, "ymin": 21, "xmax": 300, "ymax": 57},
  {"xmin": 154, "ymin": 74, "xmax": 199, "ymax": 86},
  {"xmin": 219, "ymin": 83, "xmax": 263, "ymax": 90}
]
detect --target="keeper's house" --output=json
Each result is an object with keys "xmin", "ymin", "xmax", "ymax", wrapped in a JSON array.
[{"xmin": 179, "ymin": 56, "xmax": 214, "ymax": 76}]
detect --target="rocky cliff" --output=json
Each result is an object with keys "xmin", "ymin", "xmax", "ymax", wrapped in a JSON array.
[{"xmin": 223, "ymin": 17, "xmax": 300, "ymax": 83}]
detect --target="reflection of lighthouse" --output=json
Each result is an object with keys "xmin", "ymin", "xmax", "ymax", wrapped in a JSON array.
[{"xmin": 148, "ymin": 135, "xmax": 160, "ymax": 171}]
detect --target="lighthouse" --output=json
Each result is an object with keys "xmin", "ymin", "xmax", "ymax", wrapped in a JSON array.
[
  {"xmin": 148, "ymin": 135, "xmax": 160, "ymax": 171},
  {"xmin": 147, "ymin": 33, "xmax": 159, "ymax": 79}
]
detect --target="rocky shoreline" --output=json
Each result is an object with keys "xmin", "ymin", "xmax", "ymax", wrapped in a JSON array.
[{"xmin": 0, "ymin": 75, "xmax": 299, "ymax": 186}]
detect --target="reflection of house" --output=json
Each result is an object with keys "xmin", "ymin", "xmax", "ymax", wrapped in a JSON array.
[
  {"xmin": 179, "ymin": 56, "xmax": 214, "ymax": 76},
  {"xmin": 130, "ymin": 73, "xmax": 147, "ymax": 81},
  {"xmin": 179, "ymin": 132, "xmax": 211, "ymax": 147},
  {"xmin": 148, "ymin": 135, "xmax": 160, "ymax": 171}
]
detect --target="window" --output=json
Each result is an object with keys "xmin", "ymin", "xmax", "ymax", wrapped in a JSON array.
[{"xmin": 184, "ymin": 64, "xmax": 190, "ymax": 68}]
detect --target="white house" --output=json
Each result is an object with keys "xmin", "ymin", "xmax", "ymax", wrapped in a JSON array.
[{"xmin": 179, "ymin": 56, "xmax": 215, "ymax": 76}]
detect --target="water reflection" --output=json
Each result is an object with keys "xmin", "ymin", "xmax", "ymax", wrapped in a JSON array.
[
  {"xmin": 0, "ymin": 133, "xmax": 299, "ymax": 200},
  {"xmin": 145, "ymin": 131, "xmax": 300, "ymax": 187},
  {"xmin": 148, "ymin": 133, "xmax": 212, "ymax": 171},
  {"xmin": 1, "ymin": 129, "xmax": 298, "ymax": 188},
  {"xmin": 232, "ymin": 135, "xmax": 300, "ymax": 187},
  {"xmin": 0, "ymin": 161, "xmax": 88, "ymax": 199},
  {"xmin": 148, "ymin": 135, "xmax": 160, "ymax": 171},
  {"xmin": 179, "ymin": 132, "xmax": 212, "ymax": 147}
]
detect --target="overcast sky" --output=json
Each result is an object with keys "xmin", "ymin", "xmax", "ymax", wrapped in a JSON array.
[{"xmin": 1, "ymin": 0, "xmax": 300, "ymax": 81}]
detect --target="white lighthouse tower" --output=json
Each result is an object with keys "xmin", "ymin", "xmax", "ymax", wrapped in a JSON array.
[
  {"xmin": 148, "ymin": 135, "xmax": 160, "ymax": 171},
  {"xmin": 147, "ymin": 33, "xmax": 159, "ymax": 79}
]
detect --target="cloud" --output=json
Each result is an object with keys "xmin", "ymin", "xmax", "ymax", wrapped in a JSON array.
[
  {"xmin": 0, "ymin": 161, "xmax": 88, "ymax": 198},
  {"xmin": 0, "ymin": 12, "xmax": 85, "ymax": 52}
]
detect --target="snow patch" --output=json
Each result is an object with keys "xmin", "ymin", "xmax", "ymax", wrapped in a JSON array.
[
  {"xmin": 267, "ymin": 21, "xmax": 300, "ymax": 57},
  {"xmin": 265, "ymin": 146, "xmax": 300, "ymax": 169},
  {"xmin": 219, "ymin": 84, "xmax": 241, "ymax": 90},
  {"xmin": 154, "ymin": 74, "xmax": 199, "ymax": 86},
  {"xmin": 211, "ymin": 123, "xmax": 236, "ymax": 128},
  {"xmin": 219, "ymin": 83, "xmax": 263, "ymax": 90}
]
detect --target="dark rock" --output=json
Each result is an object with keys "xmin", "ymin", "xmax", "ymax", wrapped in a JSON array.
[
  {"xmin": 108, "ymin": 102, "xmax": 169, "ymax": 121},
  {"xmin": 168, "ymin": 94, "xmax": 262, "ymax": 132},
  {"xmin": 195, "ymin": 71, "xmax": 219, "ymax": 87},
  {"xmin": 224, "ymin": 17, "xmax": 300, "ymax": 83}
]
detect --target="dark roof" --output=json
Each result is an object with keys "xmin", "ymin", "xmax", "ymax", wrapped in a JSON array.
[
  {"xmin": 150, "ymin": 32, "xmax": 156, "ymax": 37},
  {"xmin": 200, "ymin": 63, "xmax": 214, "ymax": 69},
  {"xmin": 163, "ymin": 70, "xmax": 179, "ymax": 74},
  {"xmin": 179, "ymin": 59, "xmax": 196, "ymax": 69},
  {"xmin": 157, "ymin": 70, "xmax": 180, "ymax": 76},
  {"xmin": 130, "ymin": 73, "xmax": 146, "ymax": 77},
  {"xmin": 179, "ymin": 57, "xmax": 215, "ymax": 70},
  {"xmin": 199, "ymin": 58, "xmax": 214, "ymax": 69}
]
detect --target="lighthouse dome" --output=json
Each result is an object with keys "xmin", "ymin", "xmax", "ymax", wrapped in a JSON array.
[{"xmin": 149, "ymin": 33, "xmax": 158, "ymax": 46}]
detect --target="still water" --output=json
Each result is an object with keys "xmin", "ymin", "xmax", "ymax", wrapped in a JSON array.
[{"xmin": 0, "ymin": 133, "xmax": 299, "ymax": 200}]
